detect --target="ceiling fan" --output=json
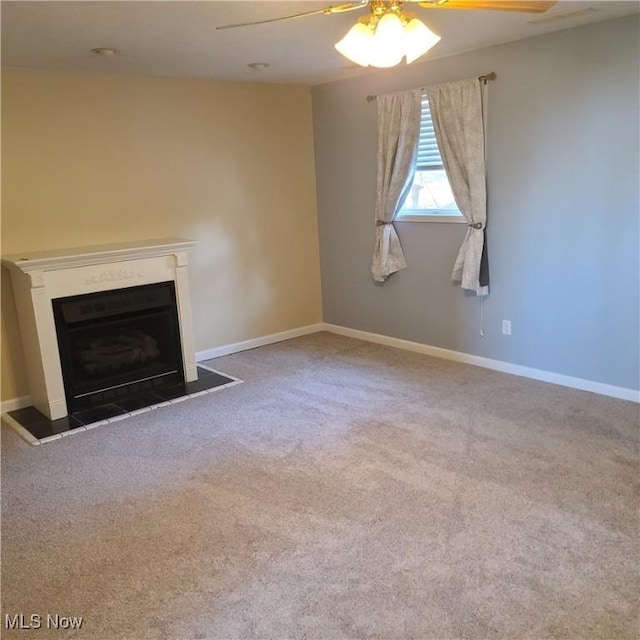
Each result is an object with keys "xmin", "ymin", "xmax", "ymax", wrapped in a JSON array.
[
  {"xmin": 217, "ymin": 1, "xmax": 557, "ymax": 30},
  {"xmin": 217, "ymin": 1, "xmax": 557, "ymax": 68}
]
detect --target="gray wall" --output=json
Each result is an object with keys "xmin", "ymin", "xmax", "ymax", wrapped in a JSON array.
[{"xmin": 312, "ymin": 15, "xmax": 640, "ymax": 391}]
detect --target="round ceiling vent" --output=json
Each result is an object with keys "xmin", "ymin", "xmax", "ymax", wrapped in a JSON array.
[{"xmin": 91, "ymin": 47, "xmax": 119, "ymax": 56}]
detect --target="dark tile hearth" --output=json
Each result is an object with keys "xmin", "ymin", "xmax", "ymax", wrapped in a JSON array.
[
  {"xmin": 73, "ymin": 403, "xmax": 128, "ymax": 426},
  {"xmin": 5, "ymin": 366, "xmax": 239, "ymax": 444}
]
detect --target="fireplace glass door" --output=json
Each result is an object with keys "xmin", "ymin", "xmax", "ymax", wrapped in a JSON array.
[{"xmin": 53, "ymin": 282, "xmax": 184, "ymax": 412}]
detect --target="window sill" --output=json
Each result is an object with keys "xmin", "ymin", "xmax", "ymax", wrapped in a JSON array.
[{"xmin": 396, "ymin": 214, "xmax": 466, "ymax": 224}]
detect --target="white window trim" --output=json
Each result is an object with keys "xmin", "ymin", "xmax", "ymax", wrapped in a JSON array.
[{"xmin": 396, "ymin": 212, "xmax": 466, "ymax": 223}]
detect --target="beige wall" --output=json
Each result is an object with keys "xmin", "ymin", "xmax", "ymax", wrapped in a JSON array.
[{"xmin": 1, "ymin": 69, "xmax": 322, "ymax": 401}]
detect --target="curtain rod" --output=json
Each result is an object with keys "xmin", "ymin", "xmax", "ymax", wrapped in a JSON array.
[{"xmin": 366, "ymin": 72, "xmax": 496, "ymax": 102}]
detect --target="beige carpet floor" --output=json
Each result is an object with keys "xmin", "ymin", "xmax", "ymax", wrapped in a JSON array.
[{"xmin": 1, "ymin": 332, "xmax": 638, "ymax": 639}]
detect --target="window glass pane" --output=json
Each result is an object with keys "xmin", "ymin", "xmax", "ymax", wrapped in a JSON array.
[
  {"xmin": 402, "ymin": 169, "xmax": 459, "ymax": 213},
  {"xmin": 400, "ymin": 95, "xmax": 462, "ymax": 217}
]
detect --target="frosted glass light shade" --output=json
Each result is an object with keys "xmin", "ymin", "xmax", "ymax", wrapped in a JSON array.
[
  {"xmin": 404, "ymin": 18, "xmax": 441, "ymax": 63},
  {"xmin": 369, "ymin": 13, "xmax": 405, "ymax": 68},
  {"xmin": 335, "ymin": 22, "xmax": 374, "ymax": 67}
]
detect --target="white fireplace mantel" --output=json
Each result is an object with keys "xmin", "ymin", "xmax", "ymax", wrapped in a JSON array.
[{"xmin": 2, "ymin": 238, "xmax": 198, "ymax": 420}]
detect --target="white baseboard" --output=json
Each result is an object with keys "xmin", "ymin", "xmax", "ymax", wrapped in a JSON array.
[
  {"xmin": 4, "ymin": 321, "xmax": 636, "ymax": 414},
  {"xmin": 1, "ymin": 395, "xmax": 32, "ymax": 414},
  {"xmin": 323, "ymin": 323, "xmax": 640, "ymax": 403},
  {"xmin": 196, "ymin": 323, "xmax": 325, "ymax": 362}
]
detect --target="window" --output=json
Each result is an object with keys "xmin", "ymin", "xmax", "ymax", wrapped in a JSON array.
[{"xmin": 397, "ymin": 95, "xmax": 464, "ymax": 223}]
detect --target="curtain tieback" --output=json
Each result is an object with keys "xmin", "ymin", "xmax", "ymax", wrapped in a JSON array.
[
  {"xmin": 468, "ymin": 222, "xmax": 483, "ymax": 229},
  {"xmin": 376, "ymin": 220, "xmax": 393, "ymax": 227}
]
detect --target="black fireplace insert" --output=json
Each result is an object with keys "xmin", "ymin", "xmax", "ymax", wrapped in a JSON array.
[{"xmin": 52, "ymin": 282, "xmax": 184, "ymax": 413}]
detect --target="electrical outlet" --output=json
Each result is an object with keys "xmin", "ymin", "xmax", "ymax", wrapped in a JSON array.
[{"xmin": 502, "ymin": 320, "xmax": 512, "ymax": 335}]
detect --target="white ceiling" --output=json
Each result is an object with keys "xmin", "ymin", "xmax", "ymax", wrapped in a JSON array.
[{"xmin": 1, "ymin": 1, "xmax": 637, "ymax": 85}]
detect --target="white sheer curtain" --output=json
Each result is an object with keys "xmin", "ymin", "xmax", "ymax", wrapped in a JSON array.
[
  {"xmin": 426, "ymin": 78, "xmax": 489, "ymax": 296},
  {"xmin": 371, "ymin": 89, "xmax": 422, "ymax": 283}
]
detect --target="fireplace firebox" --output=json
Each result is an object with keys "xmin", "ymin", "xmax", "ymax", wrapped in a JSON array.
[{"xmin": 52, "ymin": 282, "xmax": 184, "ymax": 413}]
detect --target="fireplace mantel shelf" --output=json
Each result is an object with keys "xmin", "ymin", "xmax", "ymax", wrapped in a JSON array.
[{"xmin": 2, "ymin": 238, "xmax": 196, "ymax": 274}]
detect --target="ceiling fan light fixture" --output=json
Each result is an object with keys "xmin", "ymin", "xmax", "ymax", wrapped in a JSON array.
[
  {"xmin": 334, "ymin": 21, "xmax": 374, "ymax": 67},
  {"xmin": 335, "ymin": 5, "xmax": 440, "ymax": 69}
]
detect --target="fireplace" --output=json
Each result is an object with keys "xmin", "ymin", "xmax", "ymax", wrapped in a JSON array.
[
  {"xmin": 2, "ymin": 238, "xmax": 198, "ymax": 420},
  {"xmin": 53, "ymin": 282, "xmax": 184, "ymax": 413}
]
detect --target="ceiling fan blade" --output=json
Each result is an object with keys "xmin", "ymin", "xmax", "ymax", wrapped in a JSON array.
[
  {"xmin": 216, "ymin": 1, "xmax": 368, "ymax": 30},
  {"xmin": 417, "ymin": 0, "xmax": 557, "ymax": 12}
]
